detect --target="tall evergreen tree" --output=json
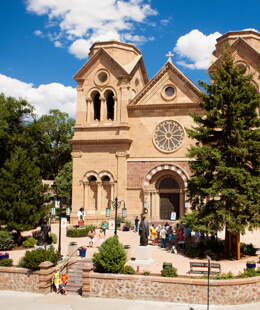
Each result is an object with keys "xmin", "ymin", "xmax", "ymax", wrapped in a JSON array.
[
  {"xmin": 186, "ymin": 49, "xmax": 260, "ymax": 238},
  {"xmin": 0, "ymin": 147, "xmax": 50, "ymax": 241},
  {"xmin": 54, "ymin": 161, "xmax": 72, "ymax": 201}
]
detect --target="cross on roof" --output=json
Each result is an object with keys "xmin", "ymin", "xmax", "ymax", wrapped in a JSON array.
[{"xmin": 166, "ymin": 51, "xmax": 174, "ymax": 60}]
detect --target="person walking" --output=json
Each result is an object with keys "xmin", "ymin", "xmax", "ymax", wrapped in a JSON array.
[
  {"xmin": 53, "ymin": 268, "xmax": 61, "ymax": 294},
  {"xmin": 134, "ymin": 216, "xmax": 139, "ymax": 232}
]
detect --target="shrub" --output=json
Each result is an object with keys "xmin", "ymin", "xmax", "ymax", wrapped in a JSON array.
[
  {"xmin": 18, "ymin": 246, "xmax": 59, "ymax": 270},
  {"xmin": 161, "ymin": 266, "xmax": 178, "ymax": 277},
  {"xmin": 0, "ymin": 258, "xmax": 13, "ymax": 267},
  {"xmin": 67, "ymin": 225, "xmax": 95, "ymax": 237},
  {"xmin": 93, "ymin": 236, "xmax": 126, "ymax": 273},
  {"xmin": 142, "ymin": 270, "xmax": 150, "ymax": 276},
  {"xmin": 120, "ymin": 265, "xmax": 135, "ymax": 274},
  {"xmin": 49, "ymin": 233, "xmax": 57, "ymax": 244},
  {"xmin": 32, "ymin": 230, "xmax": 40, "ymax": 239},
  {"xmin": 240, "ymin": 243, "xmax": 257, "ymax": 256},
  {"xmin": 184, "ymin": 246, "xmax": 205, "ymax": 258},
  {"xmin": 0, "ymin": 231, "xmax": 14, "ymax": 250},
  {"xmin": 22, "ymin": 237, "xmax": 36, "ymax": 248}
]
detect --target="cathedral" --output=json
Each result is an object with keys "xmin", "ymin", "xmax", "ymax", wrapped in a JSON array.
[{"xmin": 70, "ymin": 30, "xmax": 260, "ymax": 224}]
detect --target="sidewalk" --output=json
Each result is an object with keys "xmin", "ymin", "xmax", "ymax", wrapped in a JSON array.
[{"xmin": 1, "ymin": 291, "xmax": 260, "ymax": 310}]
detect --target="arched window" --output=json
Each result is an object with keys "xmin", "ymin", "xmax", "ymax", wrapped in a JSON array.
[
  {"xmin": 159, "ymin": 178, "xmax": 179, "ymax": 189},
  {"xmin": 94, "ymin": 93, "xmax": 101, "ymax": 121},
  {"xmin": 106, "ymin": 92, "xmax": 114, "ymax": 120}
]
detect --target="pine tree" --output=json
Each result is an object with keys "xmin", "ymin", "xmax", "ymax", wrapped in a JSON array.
[
  {"xmin": 186, "ymin": 49, "xmax": 260, "ymax": 240},
  {"xmin": 0, "ymin": 147, "xmax": 50, "ymax": 242}
]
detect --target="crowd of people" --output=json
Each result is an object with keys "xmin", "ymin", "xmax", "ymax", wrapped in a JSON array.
[{"xmin": 149, "ymin": 221, "xmax": 193, "ymax": 250}]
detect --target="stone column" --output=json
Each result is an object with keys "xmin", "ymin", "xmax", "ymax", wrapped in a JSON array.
[
  {"xmin": 97, "ymin": 181, "xmax": 102, "ymax": 211},
  {"xmin": 82, "ymin": 262, "xmax": 94, "ymax": 298},
  {"xmin": 116, "ymin": 151, "xmax": 129, "ymax": 203},
  {"xmin": 151, "ymin": 190, "xmax": 156, "ymax": 220},
  {"xmin": 179, "ymin": 189, "xmax": 185, "ymax": 217},
  {"xmin": 83, "ymin": 181, "xmax": 89, "ymax": 210},
  {"xmin": 39, "ymin": 261, "xmax": 54, "ymax": 294},
  {"xmin": 86, "ymin": 98, "xmax": 91, "ymax": 123},
  {"xmin": 110, "ymin": 182, "xmax": 115, "ymax": 201},
  {"xmin": 100, "ymin": 97, "xmax": 105, "ymax": 122},
  {"xmin": 113, "ymin": 96, "xmax": 117, "ymax": 121}
]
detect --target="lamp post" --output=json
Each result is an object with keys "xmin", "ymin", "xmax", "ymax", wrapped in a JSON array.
[
  {"xmin": 58, "ymin": 196, "xmax": 62, "ymax": 260},
  {"xmin": 106, "ymin": 196, "xmax": 126, "ymax": 236}
]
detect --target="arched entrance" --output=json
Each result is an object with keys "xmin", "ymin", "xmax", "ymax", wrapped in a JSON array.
[
  {"xmin": 158, "ymin": 177, "xmax": 180, "ymax": 220},
  {"xmin": 142, "ymin": 164, "xmax": 188, "ymax": 221}
]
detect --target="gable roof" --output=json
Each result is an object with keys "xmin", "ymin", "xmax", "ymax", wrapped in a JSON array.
[
  {"xmin": 73, "ymin": 47, "xmax": 148, "ymax": 83},
  {"xmin": 208, "ymin": 37, "xmax": 260, "ymax": 71},
  {"xmin": 128, "ymin": 59, "xmax": 202, "ymax": 107}
]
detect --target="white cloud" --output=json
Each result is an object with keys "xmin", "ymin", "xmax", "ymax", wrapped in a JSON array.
[
  {"xmin": 0, "ymin": 74, "xmax": 76, "ymax": 118},
  {"xmin": 54, "ymin": 41, "xmax": 63, "ymax": 48},
  {"xmin": 26, "ymin": 0, "xmax": 157, "ymax": 58},
  {"xmin": 174, "ymin": 29, "xmax": 222, "ymax": 70}
]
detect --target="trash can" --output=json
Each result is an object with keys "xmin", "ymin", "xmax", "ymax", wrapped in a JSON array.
[
  {"xmin": 124, "ymin": 245, "xmax": 131, "ymax": 262},
  {"xmin": 68, "ymin": 242, "xmax": 78, "ymax": 257}
]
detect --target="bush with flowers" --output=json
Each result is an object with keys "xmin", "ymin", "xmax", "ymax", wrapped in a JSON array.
[{"xmin": 0, "ymin": 251, "xmax": 9, "ymax": 259}]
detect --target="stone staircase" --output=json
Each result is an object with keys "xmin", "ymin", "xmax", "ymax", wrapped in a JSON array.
[{"xmin": 66, "ymin": 258, "xmax": 92, "ymax": 295}]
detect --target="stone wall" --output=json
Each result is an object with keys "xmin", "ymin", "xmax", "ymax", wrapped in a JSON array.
[
  {"xmin": 0, "ymin": 266, "xmax": 40, "ymax": 293},
  {"xmin": 82, "ymin": 263, "xmax": 260, "ymax": 305}
]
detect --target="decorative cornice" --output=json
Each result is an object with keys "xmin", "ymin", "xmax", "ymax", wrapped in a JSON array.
[
  {"xmin": 70, "ymin": 139, "xmax": 132, "ymax": 145},
  {"xmin": 128, "ymin": 102, "xmax": 199, "ymax": 110}
]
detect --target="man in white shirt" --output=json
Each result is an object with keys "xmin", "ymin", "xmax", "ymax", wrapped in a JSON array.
[
  {"xmin": 77, "ymin": 208, "xmax": 85, "ymax": 222},
  {"xmin": 160, "ymin": 226, "xmax": 167, "ymax": 248}
]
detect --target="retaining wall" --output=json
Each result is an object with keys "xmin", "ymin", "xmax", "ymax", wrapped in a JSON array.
[{"xmin": 82, "ymin": 263, "xmax": 260, "ymax": 305}]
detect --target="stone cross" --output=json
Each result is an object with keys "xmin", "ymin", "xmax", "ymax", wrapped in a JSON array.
[{"xmin": 166, "ymin": 51, "xmax": 174, "ymax": 61}]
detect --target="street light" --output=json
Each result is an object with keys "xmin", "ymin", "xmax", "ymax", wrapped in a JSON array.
[
  {"xmin": 57, "ymin": 195, "xmax": 62, "ymax": 260},
  {"xmin": 106, "ymin": 196, "xmax": 126, "ymax": 236}
]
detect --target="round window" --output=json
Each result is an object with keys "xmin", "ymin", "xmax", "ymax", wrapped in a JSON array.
[
  {"xmin": 165, "ymin": 86, "xmax": 175, "ymax": 97},
  {"xmin": 98, "ymin": 72, "xmax": 108, "ymax": 83},
  {"xmin": 153, "ymin": 120, "xmax": 184, "ymax": 153}
]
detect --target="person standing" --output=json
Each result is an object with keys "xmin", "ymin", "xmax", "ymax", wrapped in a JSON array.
[
  {"xmin": 77, "ymin": 208, "xmax": 85, "ymax": 224},
  {"xmin": 98, "ymin": 229, "xmax": 104, "ymax": 246},
  {"xmin": 150, "ymin": 224, "xmax": 157, "ymax": 246},
  {"xmin": 134, "ymin": 216, "xmax": 139, "ymax": 232},
  {"xmin": 60, "ymin": 272, "xmax": 69, "ymax": 295},
  {"xmin": 53, "ymin": 268, "xmax": 61, "ymax": 294},
  {"xmin": 160, "ymin": 226, "xmax": 167, "ymax": 248},
  {"xmin": 88, "ymin": 229, "xmax": 95, "ymax": 248}
]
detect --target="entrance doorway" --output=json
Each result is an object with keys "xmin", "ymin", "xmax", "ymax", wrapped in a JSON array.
[{"xmin": 160, "ymin": 193, "xmax": 179, "ymax": 220}]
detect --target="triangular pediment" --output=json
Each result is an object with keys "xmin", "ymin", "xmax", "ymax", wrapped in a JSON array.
[
  {"xmin": 209, "ymin": 37, "xmax": 260, "ymax": 72},
  {"xmin": 128, "ymin": 60, "xmax": 202, "ymax": 109},
  {"xmin": 73, "ymin": 47, "xmax": 148, "ymax": 83}
]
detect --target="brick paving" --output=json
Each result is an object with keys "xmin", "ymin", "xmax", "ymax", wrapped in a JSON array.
[{"xmin": 9, "ymin": 224, "xmax": 260, "ymax": 276}]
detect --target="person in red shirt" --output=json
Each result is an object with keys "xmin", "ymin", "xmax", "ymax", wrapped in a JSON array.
[{"xmin": 60, "ymin": 272, "xmax": 69, "ymax": 295}]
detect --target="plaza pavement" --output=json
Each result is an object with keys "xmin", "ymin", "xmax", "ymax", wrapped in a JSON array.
[{"xmin": 10, "ymin": 223, "xmax": 260, "ymax": 275}]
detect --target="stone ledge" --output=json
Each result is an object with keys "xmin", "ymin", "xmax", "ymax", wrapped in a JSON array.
[{"xmin": 0, "ymin": 266, "xmax": 39, "ymax": 275}]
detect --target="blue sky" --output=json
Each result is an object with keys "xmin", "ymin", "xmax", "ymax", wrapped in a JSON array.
[{"xmin": 1, "ymin": 0, "xmax": 259, "ymax": 118}]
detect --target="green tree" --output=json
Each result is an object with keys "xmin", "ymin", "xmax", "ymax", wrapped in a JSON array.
[
  {"xmin": 186, "ymin": 49, "xmax": 260, "ymax": 239},
  {"xmin": 0, "ymin": 93, "xmax": 35, "ymax": 169},
  {"xmin": 54, "ymin": 161, "xmax": 72, "ymax": 201},
  {"xmin": 36, "ymin": 110, "xmax": 75, "ymax": 179},
  {"xmin": 0, "ymin": 147, "xmax": 50, "ymax": 243}
]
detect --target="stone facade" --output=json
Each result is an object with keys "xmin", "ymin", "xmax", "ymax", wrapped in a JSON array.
[{"xmin": 70, "ymin": 30, "xmax": 260, "ymax": 224}]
